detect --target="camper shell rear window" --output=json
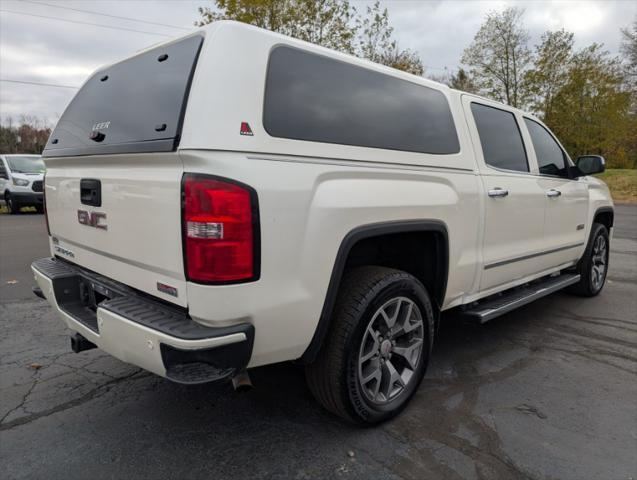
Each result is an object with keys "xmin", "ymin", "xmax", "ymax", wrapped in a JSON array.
[{"xmin": 43, "ymin": 35, "xmax": 203, "ymax": 158}]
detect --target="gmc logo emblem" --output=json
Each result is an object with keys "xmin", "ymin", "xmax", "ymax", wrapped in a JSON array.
[{"xmin": 77, "ymin": 210, "xmax": 107, "ymax": 230}]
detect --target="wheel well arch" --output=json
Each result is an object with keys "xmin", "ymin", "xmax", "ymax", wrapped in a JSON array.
[
  {"xmin": 300, "ymin": 220, "xmax": 449, "ymax": 364},
  {"xmin": 593, "ymin": 206, "xmax": 614, "ymax": 231}
]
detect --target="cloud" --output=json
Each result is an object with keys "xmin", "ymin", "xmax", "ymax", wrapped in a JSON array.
[
  {"xmin": 383, "ymin": 0, "xmax": 635, "ymax": 72},
  {"xmin": 1, "ymin": 0, "xmax": 635, "ymax": 124}
]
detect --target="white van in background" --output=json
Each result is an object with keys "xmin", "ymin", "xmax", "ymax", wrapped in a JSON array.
[{"xmin": 0, "ymin": 154, "xmax": 45, "ymax": 214}]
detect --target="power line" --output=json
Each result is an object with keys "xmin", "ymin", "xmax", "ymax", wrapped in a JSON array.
[
  {"xmin": 22, "ymin": 0, "xmax": 191, "ymax": 31},
  {"xmin": 1, "ymin": 79, "xmax": 79, "ymax": 89},
  {"xmin": 0, "ymin": 9, "xmax": 173, "ymax": 37}
]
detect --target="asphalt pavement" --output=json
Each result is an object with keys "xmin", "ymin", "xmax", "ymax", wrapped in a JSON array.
[
  {"xmin": 0, "ymin": 206, "xmax": 636, "ymax": 480},
  {"xmin": 0, "ymin": 212, "xmax": 50, "ymax": 302}
]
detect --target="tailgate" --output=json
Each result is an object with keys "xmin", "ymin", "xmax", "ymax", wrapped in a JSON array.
[
  {"xmin": 40, "ymin": 33, "xmax": 205, "ymax": 307},
  {"xmin": 45, "ymin": 153, "xmax": 187, "ymax": 306}
]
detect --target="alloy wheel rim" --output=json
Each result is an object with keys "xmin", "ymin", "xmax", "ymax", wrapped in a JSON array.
[
  {"xmin": 357, "ymin": 296, "xmax": 424, "ymax": 405},
  {"xmin": 590, "ymin": 235, "xmax": 607, "ymax": 291}
]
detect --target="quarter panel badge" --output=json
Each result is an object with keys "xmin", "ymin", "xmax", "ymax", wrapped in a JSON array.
[
  {"xmin": 239, "ymin": 122, "xmax": 253, "ymax": 136},
  {"xmin": 157, "ymin": 282, "xmax": 178, "ymax": 297}
]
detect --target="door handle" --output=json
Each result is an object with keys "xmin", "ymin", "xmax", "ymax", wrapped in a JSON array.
[
  {"xmin": 488, "ymin": 188, "xmax": 509, "ymax": 198},
  {"xmin": 546, "ymin": 189, "xmax": 561, "ymax": 198}
]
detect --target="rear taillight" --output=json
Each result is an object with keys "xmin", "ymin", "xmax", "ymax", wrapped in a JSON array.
[
  {"xmin": 43, "ymin": 173, "xmax": 50, "ymax": 235},
  {"xmin": 182, "ymin": 174, "xmax": 259, "ymax": 283}
]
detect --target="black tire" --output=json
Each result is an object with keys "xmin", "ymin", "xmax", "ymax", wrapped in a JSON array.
[
  {"xmin": 305, "ymin": 266, "xmax": 435, "ymax": 424},
  {"xmin": 567, "ymin": 223, "xmax": 610, "ymax": 297},
  {"xmin": 5, "ymin": 193, "xmax": 20, "ymax": 214}
]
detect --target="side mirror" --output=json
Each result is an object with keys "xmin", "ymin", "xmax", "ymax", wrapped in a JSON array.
[{"xmin": 575, "ymin": 155, "xmax": 606, "ymax": 176}]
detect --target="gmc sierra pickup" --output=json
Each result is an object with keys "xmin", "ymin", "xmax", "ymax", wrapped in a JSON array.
[{"xmin": 32, "ymin": 21, "xmax": 613, "ymax": 424}]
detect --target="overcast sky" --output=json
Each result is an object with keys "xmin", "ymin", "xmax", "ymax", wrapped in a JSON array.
[{"xmin": 1, "ymin": 0, "xmax": 635, "ymax": 125}]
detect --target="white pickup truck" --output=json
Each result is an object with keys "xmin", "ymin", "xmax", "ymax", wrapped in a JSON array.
[{"xmin": 32, "ymin": 21, "xmax": 613, "ymax": 424}]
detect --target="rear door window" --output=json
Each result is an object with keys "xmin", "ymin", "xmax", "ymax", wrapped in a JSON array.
[
  {"xmin": 524, "ymin": 118, "xmax": 569, "ymax": 177},
  {"xmin": 43, "ymin": 35, "xmax": 203, "ymax": 157},
  {"xmin": 471, "ymin": 103, "xmax": 528, "ymax": 173}
]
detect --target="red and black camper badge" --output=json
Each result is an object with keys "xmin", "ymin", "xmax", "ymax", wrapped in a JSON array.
[{"xmin": 240, "ymin": 122, "xmax": 254, "ymax": 136}]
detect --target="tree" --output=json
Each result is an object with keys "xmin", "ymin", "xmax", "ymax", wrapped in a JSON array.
[
  {"xmin": 196, "ymin": 0, "xmax": 293, "ymax": 32},
  {"xmin": 0, "ymin": 116, "xmax": 51, "ymax": 154},
  {"xmin": 461, "ymin": 7, "xmax": 532, "ymax": 108},
  {"xmin": 449, "ymin": 68, "xmax": 477, "ymax": 93},
  {"xmin": 287, "ymin": 0, "xmax": 356, "ymax": 53},
  {"xmin": 525, "ymin": 29, "xmax": 574, "ymax": 122},
  {"xmin": 620, "ymin": 17, "xmax": 637, "ymax": 87},
  {"xmin": 195, "ymin": 0, "xmax": 424, "ymax": 75},
  {"xmin": 355, "ymin": 1, "xmax": 423, "ymax": 75},
  {"xmin": 620, "ymin": 18, "xmax": 637, "ymax": 163},
  {"xmin": 548, "ymin": 45, "xmax": 635, "ymax": 168}
]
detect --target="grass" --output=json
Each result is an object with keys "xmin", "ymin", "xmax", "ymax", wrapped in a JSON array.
[
  {"xmin": 0, "ymin": 204, "xmax": 35, "ymax": 214},
  {"xmin": 595, "ymin": 169, "xmax": 637, "ymax": 204}
]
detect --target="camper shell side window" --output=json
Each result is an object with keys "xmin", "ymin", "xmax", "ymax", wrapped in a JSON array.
[{"xmin": 263, "ymin": 46, "xmax": 460, "ymax": 155}]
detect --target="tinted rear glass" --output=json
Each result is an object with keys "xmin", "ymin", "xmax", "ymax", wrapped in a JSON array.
[
  {"xmin": 471, "ymin": 103, "xmax": 528, "ymax": 172},
  {"xmin": 264, "ymin": 46, "xmax": 460, "ymax": 155},
  {"xmin": 43, "ymin": 35, "xmax": 203, "ymax": 157}
]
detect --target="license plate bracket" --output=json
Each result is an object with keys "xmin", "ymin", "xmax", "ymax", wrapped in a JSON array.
[{"xmin": 55, "ymin": 274, "xmax": 119, "ymax": 333}]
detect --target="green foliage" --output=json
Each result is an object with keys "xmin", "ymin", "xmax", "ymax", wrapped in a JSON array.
[
  {"xmin": 547, "ymin": 45, "xmax": 635, "ymax": 168},
  {"xmin": 449, "ymin": 68, "xmax": 477, "ymax": 93},
  {"xmin": 197, "ymin": 0, "xmax": 356, "ymax": 53},
  {"xmin": 355, "ymin": 1, "xmax": 423, "ymax": 75},
  {"xmin": 525, "ymin": 29, "xmax": 574, "ymax": 123},
  {"xmin": 288, "ymin": 0, "xmax": 357, "ymax": 53},
  {"xmin": 461, "ymin": 7, "xmax": 532, "ymax": 108},
  {"xmin": 463, "ymin": 9, "xmax": 636, "ymax": 168},
  {"xmin": 196, "ymin": 0, "xmax": 423, "ymax": 75},
  {"xmin": 196, "ymin": 0, "xmax": 292, "ymax": 31}
]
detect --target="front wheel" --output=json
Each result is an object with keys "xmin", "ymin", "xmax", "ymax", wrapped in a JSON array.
[
  {"xmin": 568, "ymin": 222, "xmax": 610, "ymax": 297},
  {"xmin": 5, "ymin": 193, "xmax": 20, "ymax": 214},
  {"xmin": 305, "ymin": 266, "xmax": 435, "ymax": 424}
]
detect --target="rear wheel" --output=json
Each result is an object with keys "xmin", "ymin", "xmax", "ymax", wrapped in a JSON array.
[
  {"xmin": 568, "ymin": 223, "xmax": 609, "ymax": 297},
  {"xmin": 5, "ymin": 193, "xmax": 20, "ymax": 214},
  {"xmin": 306, "ymin": 266, "xmax": 434, "ymax": 424}
]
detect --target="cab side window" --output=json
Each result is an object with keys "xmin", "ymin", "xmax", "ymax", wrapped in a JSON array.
[
  {"xmin": 471, "ymin": 103, "xmax": 529, "ymax": 173},
  {"xmin": 524, "ymin": 118, "xmax": 569, "ymax": 178},
  {"xmin": 0, "ymin": 160, "xmax": 8, "ymax": 179}
]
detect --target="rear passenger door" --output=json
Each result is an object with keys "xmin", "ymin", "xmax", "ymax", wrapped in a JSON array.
[
  {"xmin": 522, "ymin": 118, "xmax": 589, "ymax": 267},
  {"xmin": 463, "ymin": 98, "xmax": 547, "ymax": 292}
]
